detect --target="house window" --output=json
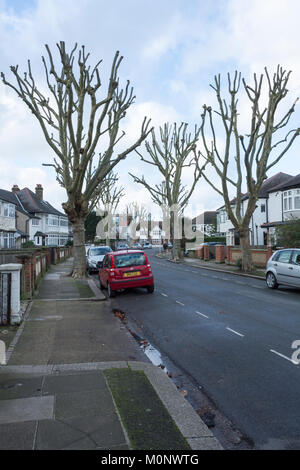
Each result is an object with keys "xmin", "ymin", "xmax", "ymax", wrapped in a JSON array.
[
  {"xmin": 32, "ymin": 218, "xmax": 39, "ymax": 226},
  {"xmin": 0, "ymin": 232, "xmax": 15, "ymax": 248},
  {"xmin": 47, "ymin": 235, "xmax": 59, "ymax": 246},
  {"xmin": 60, "ymin": 218, "xmax": 68, "ymax": 227},
  {"xmin": 46, "ymin": 215, "xmax": 59, "ymax": 226},
  {"xmin": 261, "ymin": 204, "xmax": 266, "ymax": 213},
  {"xmin": 3, "ymin": 203, "xmax": 15, "ymax": 218},
  {"xmin": 283, "ymin": 189, "xmax": 300, "ymax": 211}
]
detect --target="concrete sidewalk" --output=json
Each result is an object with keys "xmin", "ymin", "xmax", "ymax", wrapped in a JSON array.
[
  {"xmin": 156, "ymin": 253, "xmax": 265, "ymax": 280},
  {"xmin": 0, "ymin": 258, "xmax": 222, "ymax": 450}
]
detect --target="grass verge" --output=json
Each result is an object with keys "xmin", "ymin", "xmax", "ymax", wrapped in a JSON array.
[
  {"xmin": 104, "ymin": 368, "xmax": 190, "ymax": 450},
  {"xmin": 75, "ymin": 280, "xmax": 95, "ymax": 298}
]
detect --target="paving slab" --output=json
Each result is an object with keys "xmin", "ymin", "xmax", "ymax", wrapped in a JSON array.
[
  {"xmin": 0, "ymin": 421, "xmax": 37, "ymax": 450},
  {"xmin": 0, "ymin": 376, "xmax": 43, "ymax": 400},
  {"xmin": 0, "ymin": 396, "xmax": 54, "ymax": 424}
]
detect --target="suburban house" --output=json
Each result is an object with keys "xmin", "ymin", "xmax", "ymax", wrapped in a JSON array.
[
  {"xmin": 261, "ymin": 173, "xmax": 300, "ymax": 242},
  {"xmin": 216, "ymin": 172, "xmax": 299, "ymax": 246},
  {"xmin": 0, "ymin": 189, "xmax": 19, "ymax": 249},
  {"xmin": 0, "ymin": 184, "xmax": 72, "ymax": 249},
  {"xmin": 192, "ymin": 211, "xmax": 218, "ymax": 236},
  {"xmin": 149, "ymin": 222, "xmax": 165, "ymax": 245}
]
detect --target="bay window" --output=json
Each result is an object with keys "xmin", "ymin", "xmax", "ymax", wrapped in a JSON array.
[{"xmin": 283, "ymin": 189, "xmax": 300, "ymax": 211}]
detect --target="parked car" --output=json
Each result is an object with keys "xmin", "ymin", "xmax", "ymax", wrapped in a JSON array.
[
  {"xmin": 131, "ymin": 242, "xmax": 143, "ymax": 249},
  {"xmin": 99, "ymin": 250, "xmax": 154, "ymax": 297},
  {"xmin": 117, "ymin": 243, "xmax": 129, "ymax": 250},
  {"xmin": 85, "ymin": 244, "xmax": 92, "ymax": 254},
  {"xmin": 86, "ymin": 245, "xmax": 112, "ymax": 273},
  {"xmin": 143, "ymin": 241, "xmax": 152, "ymax": 249},
  {"xmin": 266, "ymin": 248, "xmax": 300, "ymax": 289}
]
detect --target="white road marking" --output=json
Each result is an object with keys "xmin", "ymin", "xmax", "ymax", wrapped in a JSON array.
[
  {"xmin": 176, "ymin": 301, "xmax": 185, "ymax": 306},
  {"xmin": 161, "ymin": 293, "xmax": 168, "ymax": 297},
  {"xmin": 226, "ymin": 327, "xmax": 244, "ymax": 338},
  {"xmin": 196, "ymin": 311, "xmax": 209, "ymax": 319},
  {"xmin": 270, "ymin": 349, "xmax": 298, "ymax": 365},
  {"xmin": 252, "ymin": 285, "xmax": 264, "ymax": 289}
]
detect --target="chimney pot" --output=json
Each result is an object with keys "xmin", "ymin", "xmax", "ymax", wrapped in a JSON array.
[
  {"xmin": 35, "ymin": 184, "xmax": 44, "ymax": 201},
  {"xmin": 11, "ymin": 184, "xmax": 20, "ymax": 193}
]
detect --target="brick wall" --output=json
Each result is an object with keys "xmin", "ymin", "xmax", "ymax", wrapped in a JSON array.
[{"xmin": 12, "ymin": 246, "xmax": 74, "ymax": 299}]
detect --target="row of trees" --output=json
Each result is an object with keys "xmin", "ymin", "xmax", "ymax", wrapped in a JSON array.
[{"xmin": 2, "ymin": 43, "xmax": 300, "ymax": 275}]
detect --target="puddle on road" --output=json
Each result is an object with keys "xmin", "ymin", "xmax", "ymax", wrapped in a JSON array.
[
  {"xmin": 111, "ymin": 308, "xmax": 170, "ymax": 373},
  {"xmin": 142, "ymin": 343, "xmax": 168, "ymax": 373}
]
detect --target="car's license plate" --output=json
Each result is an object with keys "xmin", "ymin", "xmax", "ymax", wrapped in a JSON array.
[{"xmin": 123, "ymin": 271, "xmax": 141, "ymax": 277}]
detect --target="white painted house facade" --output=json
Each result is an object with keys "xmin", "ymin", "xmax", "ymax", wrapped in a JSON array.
[
  {"xmin": 0, "ymin": 190, "xmax": 17, "ymax": 248},
  {"xmin": 216, "ymin": 172, "xmax": 299, "ymax": 246},
  {"xmin": 0, "ymin": 184, "xmax": 72, "ymax": 248},
  {"xmin": 16, "ymin": 185, "xmax": 71, "ymax": 247}
]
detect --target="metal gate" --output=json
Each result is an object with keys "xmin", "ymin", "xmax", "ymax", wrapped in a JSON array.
[{"xmin": 0, "ymin": 273, "xmax": 11, "ymax": 325}]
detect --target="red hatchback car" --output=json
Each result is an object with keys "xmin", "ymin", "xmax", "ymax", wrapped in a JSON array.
[{"xmin": 98, "ymin": 250, "xmax": 154, "ymax": 297}]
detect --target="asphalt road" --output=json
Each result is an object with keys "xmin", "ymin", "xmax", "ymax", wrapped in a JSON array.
[{"xmin": 101, "ymin": 248, "xmax": 300, "ymax": 450}]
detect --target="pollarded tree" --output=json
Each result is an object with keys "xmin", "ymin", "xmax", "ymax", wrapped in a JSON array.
[
  {"xmin": 96, "ymin": 171, "xmax": 124, "ymax": 247},
  {"xmin": 199, "ymin": 66, "xmax": 300, "ymax": 271},
  {"xmin": 130, "ymin": 122, "xmax": 206, "ymax": 259},
  {"xmin": 1, "ymin": 42, "xmax": 151, "ymax": 278}
]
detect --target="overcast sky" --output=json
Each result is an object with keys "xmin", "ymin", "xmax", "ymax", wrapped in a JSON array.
[{"xmin": 1, "ymin": 0, "xmax": 300, "ymax": 218}]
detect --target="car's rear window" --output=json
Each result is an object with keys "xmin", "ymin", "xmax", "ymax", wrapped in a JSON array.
[
  {"xmin": 114, "ymin": 253, "xmax": 147, "ymax": 268},
  {"xmin": 90, "ymin": 247, "xmax": 111, "ymax": 256}
]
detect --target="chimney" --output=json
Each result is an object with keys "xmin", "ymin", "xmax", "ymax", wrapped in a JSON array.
[
  {"xmin": 11, "ymin": 184, "xmax": 20, "ymax": 193},
  {"xmin": 35, "ymin": 184, "xmax": 44, "ymax": 201}
]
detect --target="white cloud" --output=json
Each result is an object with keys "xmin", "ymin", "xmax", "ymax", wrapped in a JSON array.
[{"xmin": 0, "ymin": 0, "xmax": 299, "ymax": 220}]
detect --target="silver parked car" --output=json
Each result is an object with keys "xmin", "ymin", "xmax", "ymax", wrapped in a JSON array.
[
  {"xmin": 86, "ymin": 245, "xmax": 112, "ymax": 273},
  {"xmin": 266, "ymin": 248, "xmax": 300, "ymax": 289},
  {"xmin": 143, "ymin": 241, "xmax": 152, "ymax": 249},
  {"xmin": 131, "ymin": 242, "xmax": 143, "ymax": 249}
]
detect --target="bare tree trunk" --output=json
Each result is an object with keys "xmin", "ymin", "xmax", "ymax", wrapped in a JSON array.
[
  {"xmin": 72, "ymin": 218, "xmax": 87, "ymax": 278},
  {"xmin": 173, "ymin": 239, "xmax": 181, "ymax": 261},
  {"xmin": 170, "ymin": 212, "xmax": 181, "ymax": 261},
  {"xmin": 239, "ymin": 228, "xmax": 254, "ymax": 272}
]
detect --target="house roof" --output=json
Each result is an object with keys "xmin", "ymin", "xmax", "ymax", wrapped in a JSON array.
[
  {"xmin": 216, "ymin": 196, "xmax": 246, "ymax": 211},
  {"xmin": 0, "ymin": 188, "xmax": 19, "ymax": 205},
  {"xmin": 268, "ymin": 173, "xmax": 300, "ymax": 193},
  {"xmin": 216, "ymin": 173, "xmax": 294, "ymax": 211},
  {"xmin": 0, "ymin": 189, "xmax": 30, "ymax": 217},
  {"xmin": 16, "ymin": 188, "xmax": 66, "ymax": 217},
  {"xmin": 260, "ymin": 172, "xmax": 294, "ymax": 195}
]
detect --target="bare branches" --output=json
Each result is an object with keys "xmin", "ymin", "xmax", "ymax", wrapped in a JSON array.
[
  {"xmin": 201, "ymin": 66, "xmax": 300, "ymax": 270},
  {"xmin": 96, "ymin": 171, "xmax": 124, "ymax": 214},
  {"xmin": 130, "ymin": 122, "xmax": 204, "ymax": 215},
  {"xmin": 1, "ymin": 42, "xmax": 151, "ymax": 277},
  {"xmin": 1, "ymin": 42, "xmax": 151, "ymax": 219},
  {"xmin": 201, "ymin": 66, "xmax": 300, "ymax": 225}
]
